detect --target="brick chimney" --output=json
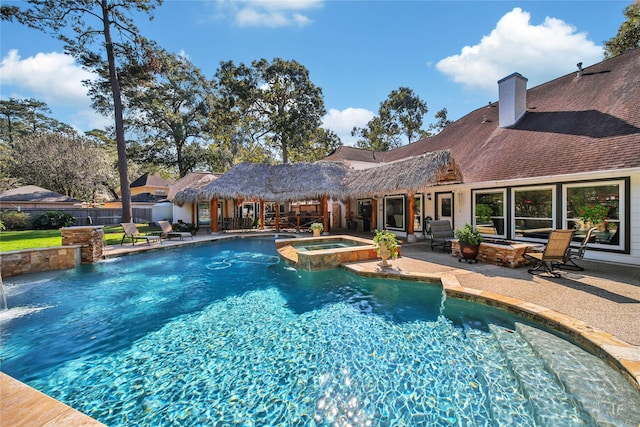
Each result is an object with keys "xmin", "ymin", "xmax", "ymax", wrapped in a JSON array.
[{"xmin": 498, "ymin": 72, "xmax": 528, "ymax": 128}]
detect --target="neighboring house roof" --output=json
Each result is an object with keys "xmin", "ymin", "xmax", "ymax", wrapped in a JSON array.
[
  {"xmin": 333, "ymin": 49, "xmax": 640, "ymax": 184},
  {"xmin": 167, "ymin": 172, "xmax": 220, "ymax": 200},
  {"xmin": 130, "ymin": 173, "xmax": 174, "ymax": 188},
  {"xmin": 0, "ymin": 185, "xmax": 79, "ymax": 203}
]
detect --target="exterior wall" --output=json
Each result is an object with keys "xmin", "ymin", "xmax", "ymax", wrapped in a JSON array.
[
  {"xmin": 1, "ymin": 246, "xmax": 81, "ymax": 278},
  {"xmin": 173, "ymin": 203, "xmax": 194, "ymax": 224},
  {"xmin": 131, "ymin": 185, "xmax": 168, "ymax": 197}
]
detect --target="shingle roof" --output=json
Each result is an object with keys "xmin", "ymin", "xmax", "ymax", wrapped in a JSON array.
[
  {"xmin": 130, "ymin": 173, "xmax": 174, "ymax": 188},
  {"xmin": 348, "ymin": 48, "xmax": 640, "ymax": 184},
  {"xmin": 324, "ymin": 146, "xmax": 384, "ymax": 164},
  {"xmin": 0, "ymin": 185, "xmax": 78, "ymax": 203}
]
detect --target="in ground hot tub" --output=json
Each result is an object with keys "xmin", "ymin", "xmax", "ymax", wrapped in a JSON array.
[{"xmin": 276, "ymin": 235, "xmax": 378, "ymax": 271}]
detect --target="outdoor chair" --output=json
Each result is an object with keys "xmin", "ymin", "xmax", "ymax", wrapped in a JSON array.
[
  {"xmin": 429, "ymin": 219, "xmax": 455, "ymax": 252},
  {"xmin": 523, "ymin": 229, "xmax": 575, "ymax": 277},
  {"xmin": 559, "ymin": 227, "xmax": 597, "ymax": 271},
  {"xmin": 120, "ymin": 223, "xmax": 161, "ymax": 246},
  {"xmin": 157, "ymin": 221, "xmax": 193, "ymax": 241}
]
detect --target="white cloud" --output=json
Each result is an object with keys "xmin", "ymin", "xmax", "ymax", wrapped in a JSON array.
[
  {"xmin": 322, "ymin": 107, "xmax": 374, "ymax": 146},
  {"xmin": 436, "ymin": 8, "xmax": 602, "ymax": 94},
  {"xmin": 216, "ymin": 0, "xmax": 321, "ymax": 27},
  {"xmin": 1, "ymin": 49, "xmax": 95, "ymax": 105}
]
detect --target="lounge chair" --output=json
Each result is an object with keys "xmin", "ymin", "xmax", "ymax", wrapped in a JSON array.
[
  {"xmin": 559, "ymin": 227, "xmax": 597, "ymax": 271},
  {"xmin": 523, "ymin": 229, "xmax": 575, "ymax": 277},
  {"xmin": 429, "ymin": 219, "xmax": 455, "ymax": 251},
  {"xmin": 120, "ymin": 223, "xmax": 161, "ymax": 246},
  {"xmin": 157, "ymin": 221, "xmax": 193, "ymax": 241}
]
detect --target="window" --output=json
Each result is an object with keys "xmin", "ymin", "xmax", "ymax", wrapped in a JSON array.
[
  {"xmin": 473, "ymin": 190, "xmax": 506, "ymax": 237},
  {"xmin": 565, "ymin": 181, "xmax": 622, "ymax": 248},
  {"xmin": 357, "ymin": 199, "xmax": 372, "ymax": 218},
  {"xmin": 513, "ymin": 187, "xmax": 554, "ymax": 240},
  {"xmin": 384, "ymin": 195, "xmax": 405, "ymax": 230}
]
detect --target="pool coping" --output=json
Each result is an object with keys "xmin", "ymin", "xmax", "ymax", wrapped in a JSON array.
[
  {"xmin": 342, "ymin": 260, "xmax": 640, "ymax": 392},
  {"xmin": 2, "ymin": 232, "xmax": 639, "ymax": 425}
]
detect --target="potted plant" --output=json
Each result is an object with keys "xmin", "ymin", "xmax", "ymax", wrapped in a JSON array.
[
  {"xmin": 454, "ymin": 223, "xmax": 483, "ymax": 262},
  {"xmin": 372, "ymin": 229, "xmax": 399, "ymax": 267},
  {"xmin": 310, "ymin": 222, "xmax": 324, "ymax": 237}
]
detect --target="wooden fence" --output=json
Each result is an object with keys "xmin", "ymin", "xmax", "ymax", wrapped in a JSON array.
[{"xmin": 3, "ymin": 207, "xmax": 152, "ymax": 226}]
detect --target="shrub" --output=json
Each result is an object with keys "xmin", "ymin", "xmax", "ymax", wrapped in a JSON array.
[
  {"xmin": 454, "ymin": 223, "xmax": 483, "ymax": 246},
  {"xmin": 373, "ymin": 229, "xmax": 399, "ymax": 258},
  {"xmin": 172, "ymin": 221, "xmax": 196, "ymax": 234},
  {"xmin": 0, "ymin": 211, "xmax": 32, "ymax": 230},
  {"xmin": 32, "ymin": 211, "xmax": 76, "ymax": 229}
]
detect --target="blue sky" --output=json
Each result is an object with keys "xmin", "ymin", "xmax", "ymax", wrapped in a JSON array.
[{"xmin": 0, "ymin": 0, "xmax": 630, "ymax": 145}]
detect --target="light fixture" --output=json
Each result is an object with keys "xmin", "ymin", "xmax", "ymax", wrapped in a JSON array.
[{"xmin": 426, "ymin": 193, "xmax": 432, "ymax": 201}]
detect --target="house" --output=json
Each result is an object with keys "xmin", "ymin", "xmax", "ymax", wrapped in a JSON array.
[
  {"xmin": 0, "ymin": 185, "xmax": 79, "ymax": 210},
  {"xmin": 173, "ymin": 49, "xmax": 639, "ymax": 266},
  {"xmin": 325, "ymin": 48, "xmax": 639, "ymax": 266}
]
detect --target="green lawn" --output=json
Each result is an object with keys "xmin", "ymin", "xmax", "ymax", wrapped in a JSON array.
[{"xmin": 0, "ymin": 224, "xmax": 160, "ymax": 252}]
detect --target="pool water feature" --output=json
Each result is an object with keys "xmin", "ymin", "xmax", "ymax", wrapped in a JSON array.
[
  {"xmin": 1, "ymin": 238, "xmax": 639, "ymax": 426},
  {"xmin": 276, "ymin": 235, "xmax": 378, "ymax": 270}
]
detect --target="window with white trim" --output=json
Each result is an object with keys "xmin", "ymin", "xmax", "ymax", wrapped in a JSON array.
[
  {"xmin": 473, "ymin": 190, "xmax": 506, "ymax": 237},
  {"xmin": 564, "ymin": 181, "xmax": 622, "ymax": 249},
  {"xmin": 513, "ymin": 186, "xmax": 554, "ymax": 240}
]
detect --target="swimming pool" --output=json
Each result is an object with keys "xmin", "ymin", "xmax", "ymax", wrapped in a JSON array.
[{"xmin": 2, "ymin": 238, "xmax": 639, "ymax": 426}]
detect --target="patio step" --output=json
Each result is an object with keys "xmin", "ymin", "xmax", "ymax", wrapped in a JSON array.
[{"xmin": 516, "ymin": 323, "xmax": 640, "ymax": 427}]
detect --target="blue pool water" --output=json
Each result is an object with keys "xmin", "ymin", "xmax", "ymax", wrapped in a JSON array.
[{"xmin": 1, "ymin": 238, "xmax": 639, "ymax": 426}]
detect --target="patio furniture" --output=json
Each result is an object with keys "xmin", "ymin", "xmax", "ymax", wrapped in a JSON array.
[
  {"xmin": 559, "ymin": 227, "xmax": 597, "ymax": 271},
  {"xmin": 429, "ymin": 219, "xmax": 455, "ymax": 252},
  {"xmin": 157, "ymin": 221, "xmax": 193, "ymax": 241},
  {"xmin": 120, "ymin": 223, "xmax": 161, "ymax": 246},
  {"xmin": 523, "ymin": 229, "xmax": 575, "ymax": 277}
]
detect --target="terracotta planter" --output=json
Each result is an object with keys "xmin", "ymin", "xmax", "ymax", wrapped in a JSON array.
[{"xmin": 459, "ymin": 243, "xmax": 479, "ymax": 262}]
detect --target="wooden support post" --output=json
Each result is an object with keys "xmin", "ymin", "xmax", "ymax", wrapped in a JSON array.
[
  {"xmin": 212, "ymin": 198, "xmax": 219, "ymax": 233},
  {"xmin": 322, "ymin": 195, "xmax": 329, "ymax": 232},
  {"xmin": 259, "ymin": 200, "xmax": 265, "ymax": 229},
  {"xmin": 371, "ymin": 198, "xmax": 377, "ymax": 231},
  {"xmin": 275, "ymin": 204, "xmax": 280, "ymax": 232},
  {"xmin": 407, "ymin": 193, "xmax": 416, "ymax": 242},
  {"xmin": 191, "ymin": 204, "xmax": 195, "ymax": 225}
]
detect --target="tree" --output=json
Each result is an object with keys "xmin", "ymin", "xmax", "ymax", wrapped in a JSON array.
[
  {"xmin": 208, "ymin": 60, "xmax": 270, "ymax": 171},
  {"xmin": 0, "ymin": 98, "xmax": 74, "ymax": 144},
  {"xmin": 604, "ymin": 2, "xmax": 640, "ymax": 59},
  {"xmin": 3, "ymin": 0, "xmax": 162, "ymax": 222},
  {"xmin": 426, "ymin": 108, "xmax": 453, "ymax": 135},
  {"xmin": 289, "ymin": 127, "xmax": 342, "ymax": 163},
  {"xmin": 4, "ymin": 132, "xmax": 114, "ymax": 200},
  {"xmin": 352, "ymin": 87, "xmax": 428, "ymax": 151},
  {"xmin": 127, "ymin": 51, "xmax": 212, "ymax": 177}
]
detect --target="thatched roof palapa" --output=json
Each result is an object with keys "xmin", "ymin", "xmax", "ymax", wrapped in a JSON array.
[
  {"xmin": 346, "ymin": 150, "xmax": 462, "ymax": 198},
  {"xmin": 177, "ymin": 161, "xmax": 351, "ymax": 205},
  {"xmin": 172, "ymin": 150, "xmax": 461, "ymax": 205}
]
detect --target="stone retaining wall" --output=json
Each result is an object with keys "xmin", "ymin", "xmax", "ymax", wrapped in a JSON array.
[{"xmin": 61, "ymin": 226, "xmax": 104, "ymax": 264}]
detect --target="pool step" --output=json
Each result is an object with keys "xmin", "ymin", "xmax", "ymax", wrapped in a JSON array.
[
  {"xmin": 463, "ymin": 327, "xmax": 537, "ymax": 426},
  {"xmin": 489, "ymin": 324, "xmax": 589, "ymax": 426},
  {"xmin": 515, "ymin": 323, "xmax": 640, "ymax": 427}
]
